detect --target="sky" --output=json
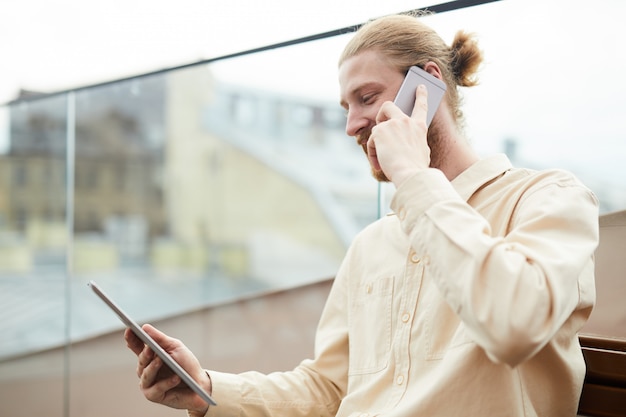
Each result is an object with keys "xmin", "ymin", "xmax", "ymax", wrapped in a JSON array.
[
  {"xmin": 1, "ymin": 0, "xmax": 625, "ymax": 208},
  {"xmin": 0, "ymin": 0, "xmax": 438, "ymax": 104}
]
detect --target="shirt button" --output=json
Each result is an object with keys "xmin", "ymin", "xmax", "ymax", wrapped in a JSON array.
[
  {"xmin": 401, "ymin": 312, "xmax": 410, "ymax": 323},
  {"xmin": 410, "ymin": 252, "xmax": 420, "ymax": 263},
  {"xmin": 396, "ymin": 375, "xmax": 404, "ymax": 385}
]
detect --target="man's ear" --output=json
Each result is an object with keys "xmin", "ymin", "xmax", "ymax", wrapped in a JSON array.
[{"xmin": 423, "ymin": 61, "xmax": 443, "ymax": 81}]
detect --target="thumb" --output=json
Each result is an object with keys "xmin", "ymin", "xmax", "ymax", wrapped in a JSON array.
[{"xmin": 142, "ymin": 324, "xmax": 176, "ymax": 349}]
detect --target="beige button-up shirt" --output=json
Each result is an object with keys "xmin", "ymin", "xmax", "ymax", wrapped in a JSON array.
[{"xmin": 207, "ymin": 154, "xmax": 598, "ymax": 417}]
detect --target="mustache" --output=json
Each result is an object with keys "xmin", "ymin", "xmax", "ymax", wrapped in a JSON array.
[
  {"xmin": 354, "ymin": 127, "xmax": 389, "ymax": 183},
  {"xmin": 356, "ymin": 128, "xmax": 372, "ymax": 153}
]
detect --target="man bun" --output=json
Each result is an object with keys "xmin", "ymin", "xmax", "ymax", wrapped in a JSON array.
[{"xmin": 449, "ymin": 31, "xmax": 483, "ymax": 87}]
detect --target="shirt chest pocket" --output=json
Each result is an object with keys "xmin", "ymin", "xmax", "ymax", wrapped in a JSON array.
[
  {"xmin": 424, "ymin": 291, "xmax": 475, "ymax": 360},
  {"xmin": 348, "ymin": 275, "xmax": 394, "ymax": 375}
]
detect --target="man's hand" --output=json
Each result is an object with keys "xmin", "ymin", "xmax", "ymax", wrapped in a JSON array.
[
  {"xmin": 125, "ymin": 324, "xmax": 212, "ymax": 416},
  {"xmin": 367, "ymin": 84, "xmax": 431, "ymax": 186}
]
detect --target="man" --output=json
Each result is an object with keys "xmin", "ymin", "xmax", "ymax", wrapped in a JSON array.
[{"xmin": 126, "ymin": 14, "xmax": 598, "ymax": 416}]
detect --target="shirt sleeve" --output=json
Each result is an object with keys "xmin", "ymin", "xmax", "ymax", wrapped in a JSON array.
[
  {"xmin": 390, "ymin": 168, "xmax": 599, "ymax": 367},
  {"xmin": 203, "ymin": 256, "xmax": 352, "ymax": 417}
]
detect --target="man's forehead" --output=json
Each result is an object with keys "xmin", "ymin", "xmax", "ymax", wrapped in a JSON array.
[
  {"xmin": 339, "ymin": 52, "xmax": 382, "ymax": 86},
  {"xmin": 338, "ymin": 51, "xmax": 400, "ymax": 101}
]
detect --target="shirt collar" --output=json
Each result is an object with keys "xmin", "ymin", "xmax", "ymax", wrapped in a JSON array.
[{"xmin": 451, "ymin": 154, "xmax": 513, "ymax": 201}]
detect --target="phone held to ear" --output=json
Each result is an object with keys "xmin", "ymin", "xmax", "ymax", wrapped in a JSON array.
[{"xmin": 393, "ymin": 66, "xmax": 447, "ymax": 126}]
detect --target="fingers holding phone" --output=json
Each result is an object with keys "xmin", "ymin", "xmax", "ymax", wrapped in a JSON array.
[
  {"xmin": 368, "ymin": 65, "xmax": 447, "ymax": 185},
  {"xmin": 368, "ymin": 84, "xmax": 432, "ymax": 186}
]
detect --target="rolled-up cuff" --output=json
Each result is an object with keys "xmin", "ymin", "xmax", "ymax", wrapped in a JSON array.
[
  {"xmin": 204, "ymin": 370, "xmax": 244, "ymax": 417},
  {"xmin": 187, "ymin": 370, "xmax": 214, "ymax": 417}
]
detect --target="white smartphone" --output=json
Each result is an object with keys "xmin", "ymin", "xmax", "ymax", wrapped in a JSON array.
[
  {"xmin": 393, "ymin": 65, "xmax": 447, "ymax": 126},
  {"xmin": 88, "ymin": 280, "xmax": 217, "ymax": 406}
]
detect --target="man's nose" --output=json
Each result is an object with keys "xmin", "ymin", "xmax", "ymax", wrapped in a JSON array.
[{"xmin": 345, "ymin": 109, "xmax": 370, "ymax": 137}]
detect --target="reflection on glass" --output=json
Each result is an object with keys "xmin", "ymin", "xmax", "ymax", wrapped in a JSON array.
[{"xmin": 72, "ymin": 74, "xmax": 166, "ymax": 274}]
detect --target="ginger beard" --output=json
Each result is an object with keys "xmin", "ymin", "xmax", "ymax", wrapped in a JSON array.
[{"xmin": 357, "ymin": 117, "xmax": 446, "ymax": 182}]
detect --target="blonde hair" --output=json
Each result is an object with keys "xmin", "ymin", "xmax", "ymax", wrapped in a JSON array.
[{"xmin": 339, "ymin": 13, "xmax": 483, "ymax": 123}]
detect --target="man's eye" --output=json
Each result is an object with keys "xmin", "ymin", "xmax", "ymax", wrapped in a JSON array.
[{"xmin": 362, "ymin": 94, "xmax": 376, "ymax": 104}]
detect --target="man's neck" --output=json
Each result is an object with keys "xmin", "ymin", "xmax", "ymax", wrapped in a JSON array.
[
  {"xmin": 436, "ymin": 128, "xmax": 480, "ymax": 181},
  {"xmin": 427, "ymin": 104, "xmax": 479, "ymax": 181}
]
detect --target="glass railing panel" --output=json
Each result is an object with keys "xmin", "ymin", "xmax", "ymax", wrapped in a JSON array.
[
  {"xmin": 69, "ymin": 35, "xmax": 379, "ymax": 345},
  {"xmin": 0, "ymin": 94, "xmax": 68, "ymax": 417}
]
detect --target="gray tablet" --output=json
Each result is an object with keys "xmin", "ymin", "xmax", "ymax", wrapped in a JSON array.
[{"xmin": 88, "ymin": 280, "xmax": 217, "ymax": 406}]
